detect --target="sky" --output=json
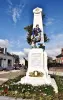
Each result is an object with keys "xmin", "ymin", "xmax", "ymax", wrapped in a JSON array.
[{"xmin": 0, "ymin": 0, "xmax": 63, "ymax": 58}]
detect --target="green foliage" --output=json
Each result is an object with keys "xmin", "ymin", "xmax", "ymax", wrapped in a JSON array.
[
  {"xmin": 24, "ymin": 24, "xmax": 33, "ymax": 45},
  {"xmin": 0, "ymin": 75, "xmax": 63, "ymax": 99},
  {"xmin": 38, "ymin": 44, "xmax": 45, "ymax": 49},
  {"xmin": 24, "ymin": 24, "xmax": 33, "ymax": 34},
  {"xmin": 0, "ymin": 84, "xmax": 54, "ymax": 99},
  {"xmin": 51, "ymin": 75, "xmax": 63, "ymax": 100},
  {"xmin": 24, "ymin": 24, "xmax": 49, "ymax": 45},
  {"xmin": 44, "ymin": 33, "xmax": 49, "ymax": 42},
  {"xmin": 53, "ymin": 75, "xmax": 63, "ymax": 92}
]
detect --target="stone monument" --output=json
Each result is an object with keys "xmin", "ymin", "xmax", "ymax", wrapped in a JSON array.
[
  {"xmin": 19, "ymin": 7, "xmax": 58, "ymax": 93},
  {"xmin": 33, "ymin": 7, "xmax": 44, "ymax": 44}
]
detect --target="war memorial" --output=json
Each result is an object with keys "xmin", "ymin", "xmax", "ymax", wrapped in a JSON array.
[{"xmin": 18, "ymin": 7, "xmax": 58, "ymax": 93}]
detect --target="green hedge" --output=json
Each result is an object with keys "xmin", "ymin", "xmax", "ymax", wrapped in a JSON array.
[{"xmin": 0, "ymin": 75, "xmax": 63, "ymax": 100}]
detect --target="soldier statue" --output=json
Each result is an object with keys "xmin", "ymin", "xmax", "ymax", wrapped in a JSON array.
[{"xmin": 31, "ymin": 24, "xmax": 41, "ymax": 48}]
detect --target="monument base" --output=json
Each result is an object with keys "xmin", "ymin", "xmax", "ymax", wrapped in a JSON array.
[
  {"xmin": 18, "ymin": 48, "xmax": 58, "ymax": 93},
  {"xmin": 20, "ymin": 75, "xmax": 51, "ymax": 85},
  {"xmin": 18, "ymin": 75, "xmax": 58, "ymax": 93}
]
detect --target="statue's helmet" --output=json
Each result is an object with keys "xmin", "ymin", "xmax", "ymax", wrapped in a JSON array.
[{"xmin": 36, "ymin": 24, "xmax": 39, "ymax": 27}]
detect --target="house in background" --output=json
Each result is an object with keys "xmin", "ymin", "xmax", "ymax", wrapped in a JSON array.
[
  {"xmin": 0, "ymin": 47, "xmax": 15, "ymax": 68},
  {"xmin": 56, "ymin": 48, "xmax": 63, "ymax": 64}
]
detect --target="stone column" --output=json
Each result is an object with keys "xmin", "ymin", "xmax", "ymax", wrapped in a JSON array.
[{"xmin": 33, "ymin": 7, "xmax": 44, "ymax": 44}]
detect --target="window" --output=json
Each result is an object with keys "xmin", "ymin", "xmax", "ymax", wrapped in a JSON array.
[{"xmin": 8, "ymin": 59, "xmax": 12, "ymax": 66}]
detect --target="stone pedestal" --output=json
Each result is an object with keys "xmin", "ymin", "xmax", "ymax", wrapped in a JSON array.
[
  {"xmin": 21, "ymin": 48, "xmax": 51, "ymax": 85},
  {"xmin": 26, "ymin": 49, "xmax": 48, "ymax": 77},
  {"xmin": 19, "ymin": 48, "xmax": 58, "ymax": 93}
]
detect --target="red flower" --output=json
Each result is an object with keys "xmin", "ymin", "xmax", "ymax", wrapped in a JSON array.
[{"xmin": 4, "ymin": 87, "xmax": 8, "ymax": 94}]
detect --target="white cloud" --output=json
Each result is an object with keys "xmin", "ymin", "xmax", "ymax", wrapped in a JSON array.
[
  {"xmin": 24, "ymin": 48, "xmax": 30, "ymax": 54},
  {"xmin": 0, "ymin": 39, "xmax": 9, "ymax": 48},
  {"xmin": 46, "ymin": 48, "xmax": 61, "ymax": 58},
  {"xmin": 8, "ymin": 35, "xmax": 27, "ymax": 50},
  {"xmin": 7, "ymin": 0, "xmax": 12, "ymax": 5},
  {"xmin": 7, "ymin": 0, "xmax": 25, "ymax": 23},
  {"xmin": 10, "ymin": 51, "xmax": 26, "ymax": 64},
  {"xmin": 11, "ymin": 51, "xmax": 25, "ymax": 58},
  {"xmin": 46, "ymin": 33, "xmax": 63, "ymax": 58},
  {"xmin": 47, "ymin": 18, "xmax": 54, "ymax": 21},
  {"xmin": 46, "ymin": 18, "xmax": 54, "ymax": 26},
  {"xmin": 12, "ymin": 6, "xmax": 23, "ymax": 23},
  {"xmin": 46, "ymin": 21, "xmax": 53, "ymax": 26}
]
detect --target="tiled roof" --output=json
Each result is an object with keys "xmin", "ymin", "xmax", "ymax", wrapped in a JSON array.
[{"xmin": 56, "ymin": 54, "xmax": 63, "ymax": 58}]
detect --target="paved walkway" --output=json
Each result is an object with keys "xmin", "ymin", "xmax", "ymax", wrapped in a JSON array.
[
  {"xmin": 0, "ymin": 96, "xmax": 31, "ymax": 100},
  {"xmin": 49, "ymin": 67, "xmax": 63, "ymax": 72},
  {"xmin": 49, "ymin": 71, "xmax": 63, "ymax": 76},
  {"xmin": 0, "ymin": 68, "xmax": 26, "ymax": 85},
  {"xmin": 49, "ymin": 67, "xmax": 63, "ymax": 76}
]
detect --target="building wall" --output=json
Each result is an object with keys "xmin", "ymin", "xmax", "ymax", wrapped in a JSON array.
[
  {"xmin": 20, "ymin": 58, "xmax": 25, "ymax": 65},
  {"xmin": 61, "ymin": 57, "xmax": 63, "ymax": 63},
  {"xmin": 56, "ymin": 57, "xmax": 63, "ymax": 64},
  {"xmin": 0, "ymin": 53, "xmax": 15, "ymax": 67}
]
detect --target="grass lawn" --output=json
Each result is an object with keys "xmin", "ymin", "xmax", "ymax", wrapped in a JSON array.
[{"xmin": 0, "ymin": 75, "xmax": 63, "ymax": 100}]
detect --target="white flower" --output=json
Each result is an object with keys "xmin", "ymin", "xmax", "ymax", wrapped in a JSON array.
[
  {"xmin": 18, "ymin": 87, "xmax": 20, "ymax": 89},
  {"xmin": 43, "ymin": 93, "xmax": 47, "ymax": 96},
  {"xmin": 45, "ymin": 87, "xmax": 47, "ymax": 89},
  {"xmin": 28, "ymin": 88, "xmax": 30, "ymax": 90},
  {"xmin": 22, "ymin": 88, "xmax": 25, "ymax": 92},
  {"xmin": 5, "ymin": 84, "xmax": 7, "ymax": 87},
  {"xmin": 15, "ymin": 91, "xmax": 18, "ymax": 94},
  {"xmin": 2, "ymin": 85, "xmax": 3, "ymax": 87},
  {"xmin": 7, "ymin": 86, "xmax": 9, "ymax": 89}
]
